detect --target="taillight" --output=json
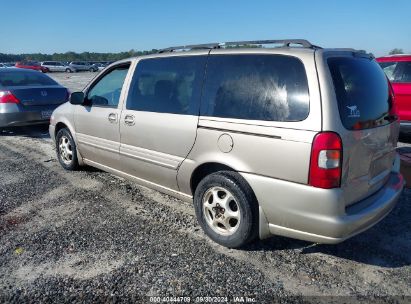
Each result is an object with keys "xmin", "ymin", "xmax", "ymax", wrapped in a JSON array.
[
  {"xmin": 309, "ymin": 132, "xmax": 342, "ymax": 189},
  {"xmin": 0, "ymin": 91, "xmax": 20, "ymax": 104}
]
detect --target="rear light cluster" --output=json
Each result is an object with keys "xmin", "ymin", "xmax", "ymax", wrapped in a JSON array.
[
  {"xmin": 309, "ymin": 132, "xmax": 342, "ymax": 189},
  {"xmin": 0, "ymin": 91, "xmax": 20, "ymax": 104}
]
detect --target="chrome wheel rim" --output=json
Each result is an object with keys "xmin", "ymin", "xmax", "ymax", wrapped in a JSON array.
[
  {"xmin": 202, "ymin": 186, "xmax": 241, "ymax": 236},
  {"xmin": 59, "ymin": 135, "xmax": 73, "ymax": 165}
]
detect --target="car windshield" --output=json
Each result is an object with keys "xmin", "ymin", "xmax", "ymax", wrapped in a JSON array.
[
  {"xmin": 328, "ymin": 56, "xmax": 392, "ymax": 130},
  {"xmin": 0, "ymin": 71, "xmax": 58, "ymax": 87}
]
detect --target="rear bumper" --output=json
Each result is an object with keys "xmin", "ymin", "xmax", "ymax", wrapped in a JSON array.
[
  {"xmin": 0, "ymin": 104, "xmax": 58, "ymax": 127},
  {"xmin": 242, "ymin": 171, "xmax": 404, "ymax": 244},
  {"xmin": 400, "ymin": 121, "xmax": 411, "ymax": 133}
]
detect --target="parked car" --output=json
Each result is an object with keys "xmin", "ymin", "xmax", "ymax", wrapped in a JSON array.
[
  {"xmin": 68, "ymin": 61, "xmax": 98, "ymax": 72},
  {"xmin": 377, "ymin": 54, "xmax": 411, "ymax": 133},
  {"xmin": 15, "ymin": 61, "xmax": 48, "ymax": 73},
  {"xmin": 41, "ymin": 61, "xmax": 77, "ymax": 73},
  {"xmin": 50, "ymin": 39, "xmax": 404, "ymax": 248},
  {"xmin": 94, "ymin": 63, "xmax": 107, "ymax": 71},
  {"xmin": 0, "ymin": 68, "xmax": 69, "ymax": 129}
]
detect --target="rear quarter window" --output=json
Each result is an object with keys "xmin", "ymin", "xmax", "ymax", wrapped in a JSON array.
[
  {"xmin": 200, "ymin": 54, "xmax": 310, "ymax": 122},
  {"xmin": 328, "ymin": 57, "xmax": 391, "ymax": 130}
]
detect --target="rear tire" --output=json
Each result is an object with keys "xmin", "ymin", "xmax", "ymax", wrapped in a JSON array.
[
  {"xmin": 65, "ymin": 68, "xmax": 72, "ymax": 73},
  {"xmin": 194, "ymin": 171, "xmax": 258, "ymax": 248},
  {"xmin": 56, "ymin": 128, "xmax": 79, "ymax": 171}
]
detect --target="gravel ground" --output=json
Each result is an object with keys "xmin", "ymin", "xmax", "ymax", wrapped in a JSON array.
[
  {"xmin": 48, "ymin": 72, "xmax": 97, "ymax": 92},
  {"xmin": 0, "ymin": 73, "xmax": 410, "ymax": 302}
]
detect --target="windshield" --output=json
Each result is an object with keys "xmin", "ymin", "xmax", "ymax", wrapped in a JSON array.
[{"xmin": 328, "ymin": 56, "xmax": 391, "ymax": 130}]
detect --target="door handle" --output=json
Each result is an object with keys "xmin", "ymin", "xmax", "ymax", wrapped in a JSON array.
[
  {"xmin": 108, "ymin": 113, "xmax": 117, "ymax": 123},
  {"xmin": 124, "ymin": 114, "xmax": 135, "ymax": 126}
]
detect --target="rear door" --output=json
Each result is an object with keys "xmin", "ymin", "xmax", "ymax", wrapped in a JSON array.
[
  {"xmin": 326, "ymin": 55, "xmax": 399, "ymax": 206},
  {"xmin": 119, "ymin": 55, "xmax": 207, "ymax": 190},
  {"xmin": 74, "ymin": 62, "xmax": 131, "ymax": 169}
]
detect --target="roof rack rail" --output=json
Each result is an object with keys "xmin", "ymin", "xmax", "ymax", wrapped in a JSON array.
[
  {"xmin": 224, "ymin": 39, "xmax": 318, "ymax": 48},
  {"xmin": 158, "ymin": 42, "xmax": 221, "ymax": 53},
  {"xmin": 158, "ymin": 39, "xmax": 320, "ymax": 53}
]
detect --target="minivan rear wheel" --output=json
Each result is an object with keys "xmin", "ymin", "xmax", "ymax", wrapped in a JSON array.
[
  {"xmin": 194, "ymin": 171, "xmax": 258, "ymax": 248},
  {"xmin": 56, "ymin": 128, "xmax": 78, "ymax": 171}
]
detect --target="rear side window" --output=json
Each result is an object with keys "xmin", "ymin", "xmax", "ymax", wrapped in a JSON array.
[
  {"xmin": 328, "ymin": 57, "xmax": 391, "ymax": 130},
  {"xmin": 0, "ymin": 71, "xmax": 58, "ymax": 87},
  {"xmin": 396, "ymin": 61, "xmax": 411, "ymax": 83},
  {"xmin": 200, "ymin": 54, "xmax": 310, "ymax": 122},
  {"xmin": 379, "ymin": 61, "xmax": 398, "ymax": 81},
  {"xmin": 126, "ymin": 56, "xmax": 207, "ymax": 115}
]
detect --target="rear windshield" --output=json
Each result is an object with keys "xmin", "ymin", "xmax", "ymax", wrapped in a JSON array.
[
  {"xmin": 328, "ymin": 57, "xmax": 391, "ymax": 130},
  {"xmin": 0, "ymin": 71, "xmax": 58, "ymax": 87}
]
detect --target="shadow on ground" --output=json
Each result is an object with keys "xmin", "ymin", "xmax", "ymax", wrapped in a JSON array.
[
  {"xmin": 245, "ymin": 189, "xmax": 411, "ymax": 269},
  {"xmin": 0, "ymin": 125, "xmax": 50, "ymax": 138}
]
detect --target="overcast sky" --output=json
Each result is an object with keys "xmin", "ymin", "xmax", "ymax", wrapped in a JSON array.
[{"xmin": 1, "ymin": 0, "xmax": 410, "ymax": 56}]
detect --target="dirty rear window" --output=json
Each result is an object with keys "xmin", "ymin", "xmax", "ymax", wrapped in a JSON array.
[
  {"xmin": 328, "ymin": 57, "xmax": 391, "ymax": 130},
  {"xmin": 201, "ymin": 54, "xmax": 310, "ymax": 122}
]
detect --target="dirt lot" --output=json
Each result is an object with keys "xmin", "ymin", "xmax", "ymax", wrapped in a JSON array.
[{"xmin": 0, "ymin": 73, "xmax": 410, "ymax": 302}]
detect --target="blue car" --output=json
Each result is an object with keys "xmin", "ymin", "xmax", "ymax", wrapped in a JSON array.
[{"xmin": 0, "ymin": 68, "xmax": 69, "ymax": 128}]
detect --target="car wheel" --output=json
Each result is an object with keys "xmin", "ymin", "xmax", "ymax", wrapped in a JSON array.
[
  {"xmin": 56, "ymin": 128, "xmax": 79, "ymax": 171},
  {"xmin": 194, "ymin": 171, "xmax": 258, "ymax": 248},
  {"xmin": 89, "ymin": 68, "xmax": 94, "ymax": 72},
  {"xmin": 65, "ymin": 68, "xmax": 72, "ymax": 73}
]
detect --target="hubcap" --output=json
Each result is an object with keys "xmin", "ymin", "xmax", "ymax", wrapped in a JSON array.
[
  {"xmin": 59, "ymin": 135, "xmax": 73, "ymax": 165},
  {"xmin": 203, "ymin": 187, "xmax": 240, "ymax": 236}
]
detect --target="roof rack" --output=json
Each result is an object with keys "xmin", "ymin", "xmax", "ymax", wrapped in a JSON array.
[
  {"xmin": 158, "ymin": 39, "xmax": 320, "ymax": 53},
  {"xmin": 158, "ymin": 42, "xmax": 221, "ymax": 53}
]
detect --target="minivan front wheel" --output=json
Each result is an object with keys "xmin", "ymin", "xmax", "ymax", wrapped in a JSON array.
[
  {"xmin": 194, "ymin": 171, "xmax": 258, "ymax": 248},
  {"xmin": 56, "ymin": 128, "xmax": 78, "ymax": 171}
]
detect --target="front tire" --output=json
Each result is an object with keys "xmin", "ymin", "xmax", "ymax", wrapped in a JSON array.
[
  {"xmin": 194, "ymin": 171, "xmax": 258, "ymax": 248},
  {"xmin": 56, "ymin": 128, "xmax": 79, "ymax": 171},
  {"xmin": 65, "ymin": 68, "xmax": 72, "ymax": 73}
]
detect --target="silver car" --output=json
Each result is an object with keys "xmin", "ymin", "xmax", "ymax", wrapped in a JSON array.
[
  {"xmin": 0, "ymin": 68, "xmax": 69, "ymax": 128},
  {"xmin": 49, "ymin": 39, "xmax": 404, "ymax": 248},
  {"xmin": 68, "ymin": 61, "xmax": 98, "ymax": 72},
  {"xmin": 41, "ymin": 61, "xmax": 76, "ymax": 73}
]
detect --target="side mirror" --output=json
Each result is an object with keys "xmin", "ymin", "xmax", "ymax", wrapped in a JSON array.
[{"xmin": 69, "ymin": 92, "xmax": 85, "ymax": 105}]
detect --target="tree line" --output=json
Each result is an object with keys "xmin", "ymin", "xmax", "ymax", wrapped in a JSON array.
[
  {"xmin": 0, "ymin": 49, "xmax": 159, "ymax": 63},
  {"xmin": 0, "ymin": 47, "xmax": 406, "ymax": 63}
]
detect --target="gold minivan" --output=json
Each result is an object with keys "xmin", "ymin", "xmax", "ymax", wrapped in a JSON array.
[{"xmin": 50, "ymin": 40, "xmax": 404, "ymax": 248}]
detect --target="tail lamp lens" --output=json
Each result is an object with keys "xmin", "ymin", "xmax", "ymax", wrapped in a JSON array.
[
  {"xmin": 309, "ymin": 132, "xmax": 342, "ymax": 189},
  {"xmin": 0, "ymin": 91, "xmax": 20, "ymax": 104}
]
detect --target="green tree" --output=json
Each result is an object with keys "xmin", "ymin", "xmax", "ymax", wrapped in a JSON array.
[{"xmin": 389, "ymin": 48, "xmax": 404, "ymax": 55}]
